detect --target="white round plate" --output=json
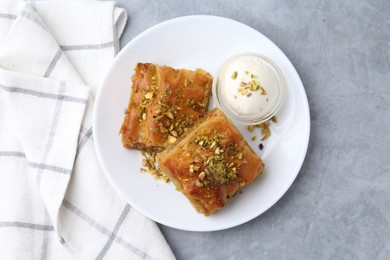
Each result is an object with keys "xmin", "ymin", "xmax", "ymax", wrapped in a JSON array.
[{"xmin": 94, "ymin": 15, "xmax": 310, "ymax": 231}]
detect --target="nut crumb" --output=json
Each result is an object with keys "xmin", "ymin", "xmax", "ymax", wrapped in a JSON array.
[
  {"xmin": 144, "ymin": 92, "xmax": 153, "ymax": 99},
  {"xmin": 167, "ymin": 135, "xmax": 177, "ymax": 144},
  {"xmin": 259, "ymin": 143, "xmax": 264, "ymax": 150},
  {"xmin": 247, "ymin": 125, "xmax": 255, "ymax": 132},
  {"xmin": 140, "ymin": 151, "xmax": 169, "ymax": 182}
]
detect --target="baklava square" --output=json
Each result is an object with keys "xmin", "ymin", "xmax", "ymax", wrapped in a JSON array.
[
  {"xmin": 158, "ymin": 108, "xmax": 264, "ymax": 216},
  {"xmin": 120, "ymin": 63, "xmax": 213, "ymax": 152}
]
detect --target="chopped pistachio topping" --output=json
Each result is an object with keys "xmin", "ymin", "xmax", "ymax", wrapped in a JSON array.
[
  {"xmin": 185, "ymin": 98, "xmax": 203, "ymax": 109},
  {"xmin": 261, "ymin": 127, "xmax": 270, "ymax": 141},
  {"xmin": 198, "ymin": 171, "xmax": 206, "ymax": 180},
  {"xmin": 247, "ymin": 125, "xmax": 255, "ymax": 132},
  {"xmin": 137, "ymin": 65, "xmax": 158, "ymax": 121},
  {"xmin": 236, "ymin": 71, "xmax": 267, "ymax": 97},
  {"xmin": 201, "ymin": 156, "xmax": 237, "ymax": 185},
  {"xmin": 246, "ymin": 119, "xmax": 275, "ymax": 143},
  {"xmin": 195, "ymin": 180, "xmax": 203, "ymax": 187},
  {"xmin": 193, "ymin": 133, "xmax": 223, "ymax": 148},
  {"xmin": 231, "ymin": 71, "xmax": 238, "ymax": 80},
  {"xmin": 191, "ymin": 132, "xmax": 243, "ymax": 187},
  {"xmin": 140, "ymin": 151, "xmax": 169, "ymax": 182},
  {"xmin": 135, "ymin": 65, "xmax": 205, "ymax": 148},
  {"xmin": 142, "ymin": 159, "xmax": 149, "ymax": 167},
  {"xmin": 249, "ymin": 80, "xmax": 260, "ymax": 91},
  {"xmin": 189, "ymin": 164, "xmax": 200, "ymax": 173},
  {"xmin": 164, "ymin": 111, "xmax": 174, "ymax": 119},
  {"xmin": 170, "ymin": 130, "xmax": 178, "ymax": 137}
]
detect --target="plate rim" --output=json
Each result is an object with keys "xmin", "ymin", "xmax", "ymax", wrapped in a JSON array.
[{"xmin": 93, "ymin": 15, "xmax": 311, "ymax": 232}]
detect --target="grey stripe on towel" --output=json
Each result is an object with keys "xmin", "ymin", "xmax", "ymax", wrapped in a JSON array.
[
  {"xmin": 0, "ymin": 221, "xmax": 54, "ymax": 231},
  {"xmin": 44, "ymin": 48, "xmax": 63, "ymax": 78},
  {"xmin": 62, "ymin": 200, "xmax": 154, "ymax": 260},
  {"xmin": 0, "ymin": 13, "xmax": 17, "ymax": 20},
  {"xmin": 95, "ymin": 204, "xmax": 131, "ymax": 260},
  {"xmin": 0, "ymin": 151, "xmax": 71, "ymax": 174},
  {"xmin": 0, "ymin": 84, "xmax": 87, "ymax": 104},
  {"xmin": 60, "ymin": 41, "xmax": 114, "ymax": 51}
]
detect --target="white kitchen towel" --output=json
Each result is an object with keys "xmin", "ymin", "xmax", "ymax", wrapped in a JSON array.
[{"xmin": 0, "ymin": 1, "xmax": 175, "ymax": 259}]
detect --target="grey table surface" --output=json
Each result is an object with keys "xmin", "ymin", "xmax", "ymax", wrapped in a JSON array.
[{"xmin": 114, "ymin": 0, "xmax": 389, "ymax": 259}]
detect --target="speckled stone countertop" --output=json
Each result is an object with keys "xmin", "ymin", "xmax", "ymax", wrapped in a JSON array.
[{"xmin": 115, "ymin": 1, "xmax": 389, "ymax": 259}]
